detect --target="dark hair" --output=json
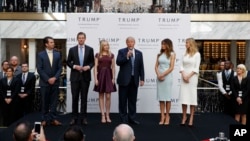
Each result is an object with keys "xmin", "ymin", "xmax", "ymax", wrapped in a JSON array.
[
  {"xmin": 7, "ymin": 67, "xmax": 14, "ymax": 72},
  {"xmin": 77, "ymin": 32, "xmax": 86, "ymax": 39},
  {"xmin": 43, "ymin": 36, "xmax": 53, "ymax": 46},
  {"xmin": 13, "ymin": 121, "xmax": 32, "ymax": 141},
  {"xmin": 1, "ymin": 60, "xmax": 9, "ymax": 66},
  {"xmin": 21, "ymin": 62, "xmax": 29, "ymax": 66},
  {"xmin": 64, "ymin": 125, "xmax": 84, "ymax": 141},
  {"xmin": 158, "ymin": 38, "xmax": 174, "ymax": 58}
]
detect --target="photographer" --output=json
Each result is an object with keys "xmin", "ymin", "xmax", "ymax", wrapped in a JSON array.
[{"xmin": 13, "ymin": 121, "xmax": 46, "ymax": 141}]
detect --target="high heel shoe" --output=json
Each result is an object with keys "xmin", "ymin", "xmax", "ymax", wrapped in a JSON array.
[
  {"xmin": 101, "ymin": 115, "xmax": 106, "ymax": 123},
  {"xmin": 164, "ymin": 116, "xmax": 170, "ymax": 126},
  {"xmin": 159, "ymin": 116, "xmax": 165, "ymax": 125},
  {"xmin": 180, "ymin": 117, "xmax": 187, "ymax": 126},
  {"xmin": 106, "ymin": 115, "xmax": 112, "ymax": 123},
  {"xmin": 188, "ymin": 121, "xmax": 193, "ymax": 127}
]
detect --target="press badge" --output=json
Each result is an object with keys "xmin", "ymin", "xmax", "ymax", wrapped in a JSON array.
[
  {"xmin": 21, "ymin": 87, "xmax": 25, "ymax": 93},
  {"xmin": 226, "ymin": 85, "xmax": 230, "ymax": 91},
  {"xmin": 7, "ymin": 90, "xmax": 11, "ymax": 96},
  {"xmin": 238, "ymin": 91, "xmax": 242, "ymax": 97}
]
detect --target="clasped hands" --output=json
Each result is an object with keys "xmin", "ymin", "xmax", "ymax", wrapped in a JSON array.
[
  {"xmin": 182, "ymin": 73, "xmax": 190, "ymax": 83},
  {"xmin": 75, "ymin": 65, "xmax": 90, "ymax": 72}
]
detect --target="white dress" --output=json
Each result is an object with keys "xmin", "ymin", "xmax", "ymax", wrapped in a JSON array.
[{"xmin": 179, "ymin": 52, "xmax": 201, "ymax": 105}]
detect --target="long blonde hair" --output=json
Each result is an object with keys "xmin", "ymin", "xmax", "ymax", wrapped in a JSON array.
[
  {"xmin": 185, "ymin": 38, "xmax": 198, "ymax": 57},
  {"xmin": 98, "ymin": 40, "xmax": 111, "ymax": 57}
]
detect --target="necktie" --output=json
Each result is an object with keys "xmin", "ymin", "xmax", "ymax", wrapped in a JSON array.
[
  {"xmin": 226, "ymin": 70, "xmax": 230, "ymax": 80},
  {"xmin": 48, "ymin": 51, "xmax": 53, "ymax": 67},
  {"xmin": 131, "ymin": 52, "xmax": 134, "ymax": 76},
  {"xmin": 79, "ymin": 46, "xmax": 84, "ymax": 66},
  {"xmin": 22, "ymin": 73, "xmax": 26, "ymax": 84},
  {"xmin": 3, "ymin": 72, "xmax": 6, "ymax": 78}
]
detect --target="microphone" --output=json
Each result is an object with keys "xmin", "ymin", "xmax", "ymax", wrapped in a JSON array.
[{"xmin": 129, "ymin": 49, "xmax": 133, "ymax": 57}]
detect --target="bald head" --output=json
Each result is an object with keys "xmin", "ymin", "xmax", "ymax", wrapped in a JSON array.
[
  {"xmin": 113, "ymin": 124, "xmax": 135, "ymax": 141},
  {"xmin": 13, "ymin": 121, "xmax": 32, "ymax": 141},
  {"xmin": 10, "ymin": 56, "xmax": 19, "ymax": 67}
]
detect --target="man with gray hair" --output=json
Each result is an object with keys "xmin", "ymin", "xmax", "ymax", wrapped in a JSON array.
[{"xmin": 113, "ymin": 124, "xmax": 135, "ymax": 141}]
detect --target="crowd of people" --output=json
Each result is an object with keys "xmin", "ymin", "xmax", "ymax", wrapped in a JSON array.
[
  {"xmin": 12, "ymin": 121, "xmax": 135, "ymax": 141},
  {"xmin": 1, "ymin": 32, "xmax": 250, "ymax": 141},
  {"xmin": 217, "ymin": 60, "xmax": 250, "ymax": 125},
  {"xmin": 0, "ymin": 56, "xmax": 36, "ymax": 126},
  {"xmin": 0, "ymin": 0, "xmax": 249, "ymax": 13}
]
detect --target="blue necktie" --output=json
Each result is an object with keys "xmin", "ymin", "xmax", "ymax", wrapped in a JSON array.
[
  {"xmin": 79, "ymin": 46, "xmax": 83, "ymax": 66},
  {"xmin": 131, "ymin": 53, "xmax": 134, "ymax": 76}
]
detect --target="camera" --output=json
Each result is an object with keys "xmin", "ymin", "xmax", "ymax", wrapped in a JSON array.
[{"xmin": 34, "ymin": 122, "xmax": 41, "ymax": 134}]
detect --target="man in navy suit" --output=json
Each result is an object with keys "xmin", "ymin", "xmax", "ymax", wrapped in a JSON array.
[
  {"xmin": 116, "ymin": 36, "xmax": 145, "ymax": 124},
  {"xmin": 67, "ymin": 32, "xmax": 94, "ymax": 125},
  {"xmin": 37, "ymin": 36, "xmax": 62, "ymax": 126},
  {"xmin": 16, "ymin": 62, "xmax": 36, "ymax": 118},
  {"xmin": 0, "ymin": 60, "xmax": 9, "ymax": 80}
]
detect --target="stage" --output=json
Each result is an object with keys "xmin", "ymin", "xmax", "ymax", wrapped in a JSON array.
[{"xmin": 0, "ymin": 112, "xmax": 238, "ymax": 141}]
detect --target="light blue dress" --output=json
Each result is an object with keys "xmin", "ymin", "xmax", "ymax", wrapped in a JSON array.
[{"xmin": 156, "ymin": 53, "xmax": 174, "ymax": 101}]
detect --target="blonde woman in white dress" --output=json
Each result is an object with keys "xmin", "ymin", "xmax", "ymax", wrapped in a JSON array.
[{"xmin": 179, "ymin": 38, "xmax": 201, "ymax": 127}]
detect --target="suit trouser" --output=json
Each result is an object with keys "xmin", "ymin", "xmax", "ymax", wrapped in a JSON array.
[
  {"xmin": 71, "ymin": 80, "xmax": 90, "ymax": 120},
  {"xmin": 40, "ymin": 85, "xmax": 59, "ymax": 122},
  {"xmin": 119, "ymin": 76, "xmax": 138, "ymax": 122}
]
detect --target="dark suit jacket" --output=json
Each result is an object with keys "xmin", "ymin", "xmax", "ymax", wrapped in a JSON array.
[
  {"xmin": 16, "ymin": 72, "xmax": 36, "ymax": 95},
  {"xmin": 0, "ymin": 71, "xmax": 6, "ymax": 80},
  {"xmin": 231, "ymin": 76, "xmax": 249, "ymax": 101},
  {"xmin": 116, "ymin": 47, "xmax": 144, "ymax": 87},
  {"xmin": 36, "ymin": 50, "xmax": 62, "ymax": 86},
  {"xmin": 67, "ymin": 45, "xmax": 94, "ymax": 82},
  {"xmin": 0, "ymin": 77, "xmax": 21, "ymax": 100}
]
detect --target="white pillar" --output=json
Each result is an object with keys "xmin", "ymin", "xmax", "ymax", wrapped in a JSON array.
[
  {"xmin": 230, "ymin": 40, "xmax": 237, "ymax": 70},
  {"xmin": 0, "ymin": 39, "xmax": 7, "ymax": 64},
  {"xmin": 28, "ymin": 39, "xmax": 36, "ymax": 72},
  {"xmin": 245, "ymin": 40, "xmax": 250, "ymax": 70}
]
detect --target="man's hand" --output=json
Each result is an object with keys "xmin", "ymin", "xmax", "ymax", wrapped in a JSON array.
[
  {"xmin": 18, "ymin": 93, "xmax": 28, "ymax": 98},
  {"xmin": 140, "ymin": 81, "xmax": 144, "ymax": 86},
  {"xmin": 5, "ymin": 98, "xmax": 12, "ymax": 104},
  {"xmin": 224, "ymin": 93, "xmax": 231, "ymax": 99},
  {"xmin": 48, "ymin": 77, "xmax": 56, "ymax": 85}
]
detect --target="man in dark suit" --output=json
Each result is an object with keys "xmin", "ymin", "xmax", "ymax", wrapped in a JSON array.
[
  {"xmin": 67, "ymin": 32, "xmax": 94, "ymax": 125},
  {"xmin": 16, "ymin": 62, "xmax": 36, "ymax": 118},
  {"xmin": 37, "ymin": 36, "xmax": 62, "ymax": 126},
  {"xmin": 0, "ymin": 60, "xmax": 9, "ymax": 79},
  {"xmin": 0, "ymin": 60, "xmax": 9, "ymax": 126},
  {"xmin": 218, "ymin": 60, "xmax": 235, "ymax": 117},
  {"xmin": 116, "ymin": 36, "xmax": 145, "ymax": 124},
  {"xmin": 9, "ymin": 56, "xmax": 22, "ymax": 77}
]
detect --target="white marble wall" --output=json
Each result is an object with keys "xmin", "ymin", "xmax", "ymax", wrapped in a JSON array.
[
  {"xmin": 191, "ymin": 22, "xmax": 250, "ymax": 39},
  {"xmin": 0, "ymin": 21, "xmax": 249, "ymax": 39},
  {"xmin": 0, "ymin": 21, "xmax": 66, "ymax": 39}
]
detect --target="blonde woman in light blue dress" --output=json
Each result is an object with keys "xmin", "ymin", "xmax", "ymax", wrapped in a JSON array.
[{"xmin": 155, "ymin": 38, "xmax": 176, "ymax": 125}]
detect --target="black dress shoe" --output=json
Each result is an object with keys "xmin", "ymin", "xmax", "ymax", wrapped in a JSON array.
[
  {"xmin": 129, "ymin": 120, "xmax": 140, "ymax": 125},
  {"xmin": 180, "ymin": 123, "xmax": 185, "ymax": 126},
  {"xmin": 70, "ymin": 119, "xmax": 77, "ymax": 125},
  {"xmin": 82, "ymin": 119, "xmax": 88, "ymax": 125}
]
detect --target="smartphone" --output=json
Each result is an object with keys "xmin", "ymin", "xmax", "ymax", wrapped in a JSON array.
[{"xmin": 34, "ymin": 122, "xmax": 41, "ymax": 134}]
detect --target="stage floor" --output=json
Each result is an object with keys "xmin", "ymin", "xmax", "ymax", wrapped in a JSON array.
[{"xmin": 0, "ymin": 112, "xmax": 238, "ymax": 141}]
